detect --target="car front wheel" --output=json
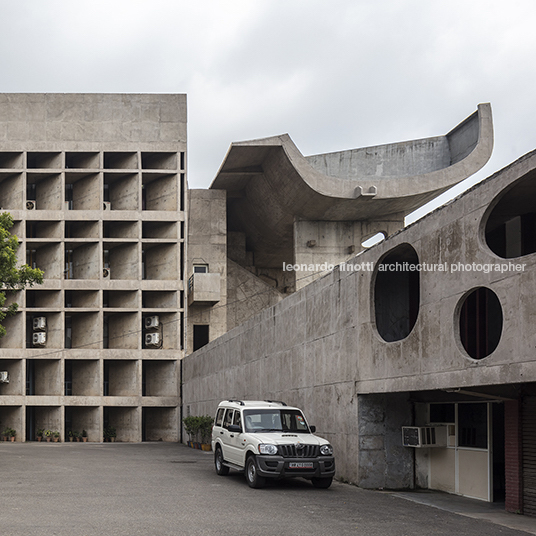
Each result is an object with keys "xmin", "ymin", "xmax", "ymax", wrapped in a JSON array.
[
  {"xmin": 214, "ymin": 447, "xmax": 229, "ymax": 476},
  {"xmin": 311, "ymin": 477, "xmax": 333, "ymax": 489},
  {"xmin": 245, "ymin": 455, "xmax": 266, "ymax": 488}
]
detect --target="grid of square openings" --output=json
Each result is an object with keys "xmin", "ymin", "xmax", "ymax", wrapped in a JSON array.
[{"xmin": 0, "ymin": 151, "xmax": 185, "ymax": 212}]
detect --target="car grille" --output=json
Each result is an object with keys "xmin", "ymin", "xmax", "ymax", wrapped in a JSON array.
[{"xmin": 278, "ymin": 444, "xmax": 318, "ymax": 458}]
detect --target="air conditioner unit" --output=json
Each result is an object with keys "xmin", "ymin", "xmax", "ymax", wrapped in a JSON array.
[
  {"xmin": 103, "ymin": 201, "xmax": 111, "ymax": 210},
  {"xmin": 103, "ymin": 268, "xmax": 111, "ymax": 279},
  {"xmin": 144, "ymin": 315, "xmax": 160, "ymax": 330},
  {"xmin": 33, "ymin": 316, "xmax": 47, "ymax": 331},
  {"xmin": 145, "ymin": 333, "xmax": 161, "ymax": 348},
  {"xmin": 26, "ymin": 200, "xmax": 36, "ymax": 210},
  {"xmin": 402, "ymin": 426, "xmax": 447, "ymax": 448},
  {"xmin": 0, "ymin": 371, "xmax": 9, "ymax": 383},
  {"xmin": 32, "ymin": 332, "xmax": 47, "ymax": 347}
]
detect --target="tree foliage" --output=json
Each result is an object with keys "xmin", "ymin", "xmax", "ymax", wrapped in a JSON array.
[{"xmin": 0, "ymin": 212, "xmax": 44, "ymax": 337}]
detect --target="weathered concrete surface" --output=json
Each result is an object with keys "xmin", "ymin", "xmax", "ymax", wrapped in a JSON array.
[
  {"xmin": 0, "ymin": 443, "xmax": 531, "ymax": 536},
  {"xmin": 210, "ymin": 104, "xmax": 492, "ymax": 268},
  {"xmin": 186, "ymin": 189, "xmax": 227, "ymax": 353},
  {"xmin": 183, "ymin": 148, "xmax": 536, "ymax": 487},
  {"xmin": 226, "ymin": 259, "xmax": 283, "ymax": 330}
]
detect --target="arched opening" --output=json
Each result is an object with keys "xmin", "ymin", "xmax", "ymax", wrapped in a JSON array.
[
  {"xmin": 485, "ymin": 171, "xmax": 536, "ymax": 258},
  {"xmin": 459, "ymin": 287, "xmax": 502, "ymax": 360},
  {"xmin": 374, "ymin": 244, "xmax": 419, "ymax": 342}
]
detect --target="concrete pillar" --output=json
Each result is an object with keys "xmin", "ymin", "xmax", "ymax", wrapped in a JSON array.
[
  {"xmin": 505, "ymin": 399, "xmax": 523, "ymax": 513},
  {"xmin": 357, "ymin": 393, "xmax": 414, "ymax": 489}
]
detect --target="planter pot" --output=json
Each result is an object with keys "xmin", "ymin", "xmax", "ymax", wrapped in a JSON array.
[
  {"xmin": 82, "ymin": 437, "xmax": 87, "ymax": 442},
  {"xmin": 53, "ymin": 437, "xmax": 59, "ymax": 443},
  {"xmin": 37, "ymin": 437, "xmax": 42, "ymax": 442},
  {"xmin": 10, "ymin": 436, "xmax": 15, "ymax": 442},
  {"xmin": 46, "ymin": 437, "xmax": 51, "ymax": 442},
  {"xmin": 69, "ymin": 437, "xmax": 74, "ymax": 442},
  {"xmin": 201, "ymin": 444, "xmax": 212, "ymax": 452}
]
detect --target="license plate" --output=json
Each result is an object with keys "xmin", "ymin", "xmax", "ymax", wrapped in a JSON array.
[{"xmin": 289, "ymin": 462, "xmax": 314, "ymax": 469}]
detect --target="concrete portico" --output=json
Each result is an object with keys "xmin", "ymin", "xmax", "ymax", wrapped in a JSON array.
[{"xmin": 211, "ymin": 104, "xmax": 492, "ymax": 271}]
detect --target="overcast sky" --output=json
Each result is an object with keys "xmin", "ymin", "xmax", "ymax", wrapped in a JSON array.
[{"xmin": 1, "ymin": 0, "xmax": 535, "ymax": 222}]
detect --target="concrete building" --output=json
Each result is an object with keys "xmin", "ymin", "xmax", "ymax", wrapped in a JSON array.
[
  {"xmin": 0, "ymin": 94, "xmax": 186, "ymax": 442},
  {"xmin": 186, "ymin": 104, "xmax": 492, "ymax": 347},
  {"xmin": 183, "ymin": 103, "xmax": 536, "ymax": 517}
]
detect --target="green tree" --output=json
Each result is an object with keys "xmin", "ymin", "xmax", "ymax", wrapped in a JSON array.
[{"xmin": 0, "ymin": 212, "xmax": 44, "ymax": 337}]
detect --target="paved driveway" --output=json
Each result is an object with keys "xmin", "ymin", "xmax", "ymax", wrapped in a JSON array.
[{"xmin": 0, "ymin": 442, "xmax": 532, "ymax": 536}]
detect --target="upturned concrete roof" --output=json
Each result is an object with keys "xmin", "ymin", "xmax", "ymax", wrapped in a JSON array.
[{"xmin": 211, "ymin": 103, "xmax": 493, "ymax": 267}]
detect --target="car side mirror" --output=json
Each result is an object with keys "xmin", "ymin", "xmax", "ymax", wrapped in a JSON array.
[
  {"xmin": 310, "ymin": 425, "xmax": 316, "ymax": 433},
  {"xmin": 228, "ymin": 424, "xmax": 241, "ymax": 433}
]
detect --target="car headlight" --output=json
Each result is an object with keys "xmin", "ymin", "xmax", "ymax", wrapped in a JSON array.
[
  {"xmin": 320, "ymin": 444, "xmax": 333, "ymax": 456},
  {"xmin": 258, "ymin": 444, "xmax": 278, "ymax": 455}
]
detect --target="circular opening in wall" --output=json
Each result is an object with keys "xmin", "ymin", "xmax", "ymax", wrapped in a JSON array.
[
  {"xmin": 374, "ymin": 243, "xmax": 420, "ymax": 342},
  {"xmin": 484, "ymin": 171, "xmax": 536, "ymax": 258},
  {"xmin": 458, "ymin": 287, "xmax": 503, "ymax": 360}
]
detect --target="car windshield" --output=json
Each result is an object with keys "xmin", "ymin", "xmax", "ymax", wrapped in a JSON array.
[{"xmin": 243, "ymin": 409, "xmax": 310, "ymax": 433}]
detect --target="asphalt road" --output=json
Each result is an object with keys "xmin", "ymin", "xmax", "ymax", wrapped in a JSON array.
[{"xmin": 0, "ymin": 442, "xmax": 532, "ymax": 536}]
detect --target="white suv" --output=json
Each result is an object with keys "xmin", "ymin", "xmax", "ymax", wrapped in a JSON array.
[{"xmin": 211, "ymin": 400, "xmax": 335, "ymax": 489}]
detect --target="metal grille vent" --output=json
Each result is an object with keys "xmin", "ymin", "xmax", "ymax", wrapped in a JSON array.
[{"xmin": 278, "ymin": 444, "xmax": 318, "ymax": 458}]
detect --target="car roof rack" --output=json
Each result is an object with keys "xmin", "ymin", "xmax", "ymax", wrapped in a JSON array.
[
  {"xmin": 227, "ymin": 399, "xmax": 245, "ymax": 405},
  {"xmin": 265, "ymin": 400, "xmax": 287, "ymax": 406}
]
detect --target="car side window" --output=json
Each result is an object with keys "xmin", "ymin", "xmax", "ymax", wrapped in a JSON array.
[
  {"xmin": 215, "ymin": 408, "xmax": 225, "ymax": 426},
  {"xmin": 232, "ymin": 411, "xmax": 242, "ymax": 431},
  {"xmin": 223, "ymin": 409, "xmax": 234, "ymax": 429}
]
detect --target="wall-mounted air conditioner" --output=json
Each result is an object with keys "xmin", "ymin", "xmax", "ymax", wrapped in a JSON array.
[
  {"xmin": 33, "ymin": 316, "xmax": 47, "ymax": 331},
  {"xmin": 103, "ymin": 268, "xmax": 111, "ymax": 279},
  {"xmin": 144, "ymin": 316, "xmax": 159, "ymax": 330},
  {"xmin": 32, "ymin": 332, "xmax": 47, "ymax": 347},
  {"xmin": 145, "ymin": 333, "xmax": 161, "ymax": 348},
  {"xmin": 0, "ymin": 371, "xmax": 9, "ymax": 383},
  {"xmin": 402, "ymin": 426, "xmax": 447, "ymax": 448},
  {"xmin": 103, "ymin": 202, "xmax": 111, "ymax": 210},
  {"xmin": 26, "ymin": 200, "xmax": 36, "ymax": 210}
]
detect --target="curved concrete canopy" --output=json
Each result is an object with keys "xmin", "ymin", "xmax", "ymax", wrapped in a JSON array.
[{"xmin": 211, "ymin": 104, "xmax": 493, "ymax": 267}]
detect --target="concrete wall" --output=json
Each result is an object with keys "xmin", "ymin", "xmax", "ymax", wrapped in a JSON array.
[
  {"xmin": 226, "ymin": 259, "xmax": 283, "ymax": 331},
  {"xmin": 186, "ymin": 190, "xmax": 227, "ymax": 353},
  {"xmin": 183, "ymin": 149, "xmax": 536, "ymax": 487},
  {"xmin": 293, "ymin": 218, "xmax": 405, "ymax": 289}
]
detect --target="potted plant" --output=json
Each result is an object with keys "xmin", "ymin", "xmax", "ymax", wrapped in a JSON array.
[
  {"xmin": 72, "ymin": 430, "xmax": 80, "ymax": 442},
  {"xmin": 44, "ymin": 429, "xmax": 53, "ymax": 442},
  {"xmin": 36, "ymin": 428, "xmax": 44, "ymax": 442},
  {"xmin": 81, "ymin": 429, "xmax": 88, "ymax": 442},
  {"xmin": 68, "ymin": 430, "xmax": 74, "ymax": 442},
  {"xmin": 199, "ymin": 415, "xmax": 214, "ymax": 451},
  {"xmin": 182, "ymin": 416, "xmax": 200, "ymax": 448},
  {"xmin": 104, "ymin": 426, "xmax": 116, "ymax": 442},
  {"xmin": 52, "ymin": 431, "xmax": 60, "ymax": 443},
  {"xmin": 2, "ymin": 427, "xmax": 16, "ymax": 442}
]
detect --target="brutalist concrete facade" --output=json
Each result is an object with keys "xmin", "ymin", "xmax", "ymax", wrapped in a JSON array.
[
  {"xmin": 183, "ymin": 106, "xmax": 536, "ymax": 515},
  {"xmin": 0, "ymin": 94, "xmax": 186, "ymax": 442}
]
